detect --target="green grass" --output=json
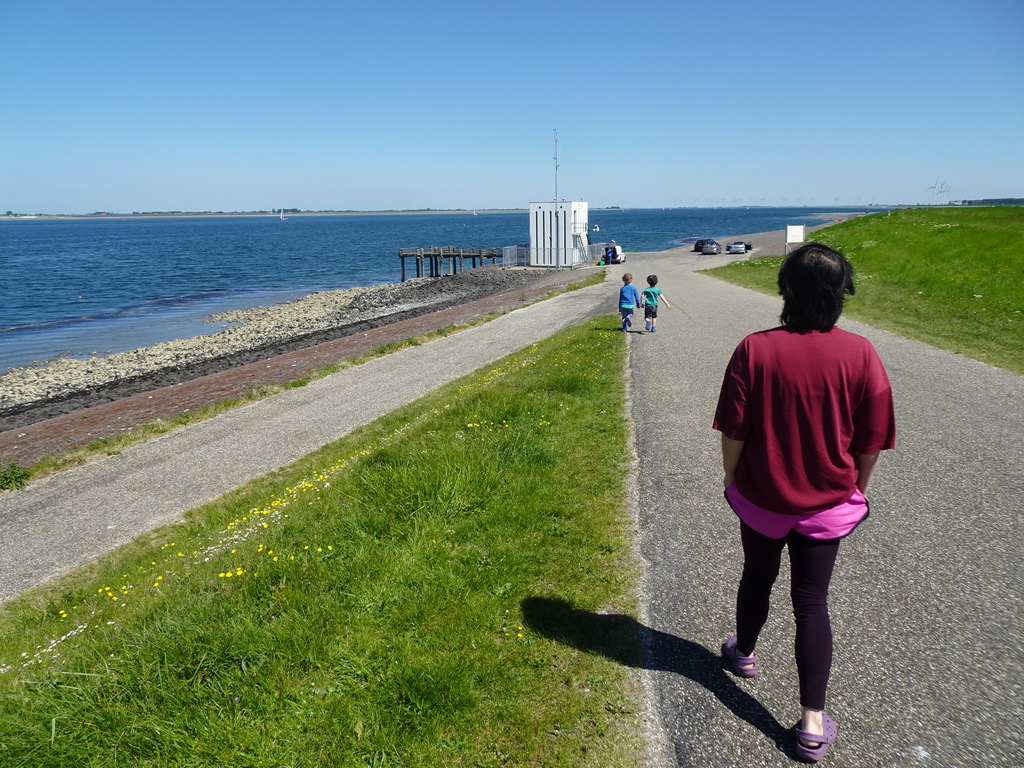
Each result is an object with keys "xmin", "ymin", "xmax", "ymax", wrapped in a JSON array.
[
  {"xmin": 0, "ymin": 459, "xmax": 31, "ymax": 490},
  {"xmin": 701, "ymin": 206, "xmax": 1024, "ymax": 373},
  {"xmin": 0, "ymin": 315, "xmax": 645, "ymax": 767}
]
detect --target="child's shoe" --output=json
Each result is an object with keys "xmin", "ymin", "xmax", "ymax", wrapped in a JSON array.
[
  {"xmin": 651, "ymin": 326, "xmax": 657, "ymax": 332},
  {"xmin": 644, "ymin": 319, "xmax": 652, "ymax": 332},
  {"xmin": 625, "ymin": 313, "xmax": 633, "ymax": 328}
]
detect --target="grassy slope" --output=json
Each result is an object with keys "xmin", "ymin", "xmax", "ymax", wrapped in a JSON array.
[
  {"xmin": 702, "ymin": 207, "xmax": 1024, "ymax": 373},
  {"xmin": 0, "ymin": 317, "xmax": 645, "ymax": 767}
]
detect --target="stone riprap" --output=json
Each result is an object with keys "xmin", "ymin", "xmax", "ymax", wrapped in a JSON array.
[{"xmin": 0, "ymin": 267, "xmax": 558, "ymax": 416}]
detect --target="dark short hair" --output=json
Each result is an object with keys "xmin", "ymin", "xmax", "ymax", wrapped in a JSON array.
[
  {"xmin": 777, "ymin": 242, "xmax": 855, "ymax": 331},
  {"xmin": 646, "ymin": 274, "xmax": 658, "ymax": 286}
]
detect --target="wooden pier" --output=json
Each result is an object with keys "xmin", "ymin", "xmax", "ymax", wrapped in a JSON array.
[{"xmin": 399, "ymin": 247, "xmax": 504, "ymax": 281}]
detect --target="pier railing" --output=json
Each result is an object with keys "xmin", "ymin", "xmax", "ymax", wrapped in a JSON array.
[
  {"xmin": 400, "ymin": 242, "xmax": 606, "ymax": 280},
  {"xmin": 398, "ymin": 247, "xmax": 503, "ymax": 281}
]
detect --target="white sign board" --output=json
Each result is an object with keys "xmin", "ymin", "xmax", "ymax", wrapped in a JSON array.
[{"xmin": 786, "ymin": 225, "xmax": 806, "ymax": 243}]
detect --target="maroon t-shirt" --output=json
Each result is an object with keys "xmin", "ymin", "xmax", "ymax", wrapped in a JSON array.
[{"xmin": 714, "ymin": 326, "xmax": 896, "ymax": 514}]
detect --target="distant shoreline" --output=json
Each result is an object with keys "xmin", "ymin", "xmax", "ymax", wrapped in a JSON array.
[
  {"xmin": 1, "ymin": 210, "xmax": 531, "ymax": 221},
  {"xmin": 1, "ymin": 206, "xmax": 890, "ymax": 222}
]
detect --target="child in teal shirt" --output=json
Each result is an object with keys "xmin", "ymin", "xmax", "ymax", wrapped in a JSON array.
[{"xmin": 641, "ymin": 274, "xmax": 672, "ymax": 332}]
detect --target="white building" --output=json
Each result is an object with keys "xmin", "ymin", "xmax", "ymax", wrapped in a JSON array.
[{"xmin": 528, "ymin": 201, "xmax": 592, "ymax": 268}]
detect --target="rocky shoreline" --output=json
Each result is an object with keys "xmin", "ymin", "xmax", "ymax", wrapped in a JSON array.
[{"xmin": 0, "ymin": 268, "xmax": 565, "ymax": 428}]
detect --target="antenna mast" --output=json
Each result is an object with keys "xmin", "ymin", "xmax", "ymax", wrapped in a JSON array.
[{"xmin": 553, "ymin": 129, "xmax": 559, "ymax": 204}]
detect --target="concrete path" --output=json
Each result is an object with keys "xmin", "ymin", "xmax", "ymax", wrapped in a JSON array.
[
  {"xmin": 2, "ymin": 240, "xmax": 1021, "ymax": 766},
  {"xmin": 620, "ymin": 247, "xmax": 1023, "ymax": 767}
]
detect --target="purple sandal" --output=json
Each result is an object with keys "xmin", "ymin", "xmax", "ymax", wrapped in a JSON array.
[
  {"xmin": 794, "ymin": 712, "xmax": 838, "ymax": 762},
  {"xmin": 721, "ymin": 635, "xmax": 759, "ymax": 678}
]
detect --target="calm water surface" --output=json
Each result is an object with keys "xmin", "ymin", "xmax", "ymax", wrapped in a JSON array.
[{"xmin": 0, "ymin": 208, "xmax": 861, "ymax": 372}]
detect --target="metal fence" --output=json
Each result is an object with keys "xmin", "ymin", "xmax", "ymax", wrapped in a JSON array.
[{"xmin": 501, "ymin": 243, "xmax": 605, "ymax": 269}]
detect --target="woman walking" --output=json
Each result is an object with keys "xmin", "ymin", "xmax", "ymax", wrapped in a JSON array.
[{"xmin": 713, "ymin": 242, "xmax": 896, "ymax": 762}]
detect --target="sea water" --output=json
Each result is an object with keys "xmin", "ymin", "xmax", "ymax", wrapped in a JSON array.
[{"xmin": 0, "ymin": 207, "xmax": 859, "ymax": 373}]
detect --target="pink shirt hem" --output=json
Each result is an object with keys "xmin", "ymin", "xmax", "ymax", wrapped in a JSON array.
[{"xmin": 725, "ymin": 484, "xmax": 869, "ymax": 540}]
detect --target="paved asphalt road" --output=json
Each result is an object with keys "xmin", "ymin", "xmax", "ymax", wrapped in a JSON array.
[
  {"xmin": 1, "ymin": 240, "xmax": 1021, "ymax": 767},
  {"xmin": 622, "ymin": 247, "xmax": 1023, "ymax": 767}
]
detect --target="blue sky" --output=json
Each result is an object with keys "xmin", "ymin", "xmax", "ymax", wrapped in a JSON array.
[{"xmin": 2, "ymin": 0, "xmax": 1021, "ymax": 213}]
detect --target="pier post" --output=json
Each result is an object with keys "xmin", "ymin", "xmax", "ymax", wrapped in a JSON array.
[{"xmin": 399, "ymin": 246, "xmax": 505, "ymax": 281}]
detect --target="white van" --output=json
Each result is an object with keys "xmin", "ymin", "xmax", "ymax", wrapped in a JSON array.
[{"xmin": 604, "ymin": 245, "xmax": 625, "ymax": 264}]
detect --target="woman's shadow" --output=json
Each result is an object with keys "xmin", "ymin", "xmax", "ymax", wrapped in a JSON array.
[{"xmin": 521, "ymin": 596, "xmax": 796, "ymax": 756}]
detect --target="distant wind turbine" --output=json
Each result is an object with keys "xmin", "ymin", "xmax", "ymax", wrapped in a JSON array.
[{"xmin": 926, "ymin": 177, "xmax": 948, "ymax": 206}]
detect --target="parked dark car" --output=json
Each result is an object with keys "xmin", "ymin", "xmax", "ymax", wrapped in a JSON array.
[
  {"xmin": 701, "ymin": 240, "xmax": 722, "ymax": 255},
  {"xmin": 692, "ymin": 238, "xmax": 716, "ymax": 252}
]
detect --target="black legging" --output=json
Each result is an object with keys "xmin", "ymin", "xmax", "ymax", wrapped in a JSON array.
[{"xmin": 735, "ymin": 522, "xmax": 841, "ymax": 710}]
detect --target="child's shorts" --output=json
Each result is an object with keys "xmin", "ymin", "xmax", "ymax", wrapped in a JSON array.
[
  {"xmin": 644, "ymin": 305, "xmax": 658, "ymax": 319},
  {"xmin": 620, "ymin": 306, "xmax": 635, "ymax": 320}
]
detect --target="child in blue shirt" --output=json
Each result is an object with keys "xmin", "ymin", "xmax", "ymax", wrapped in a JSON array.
[{"xmin": 618, "ymin": 273, "xmax": 642, "ymax": 331}]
